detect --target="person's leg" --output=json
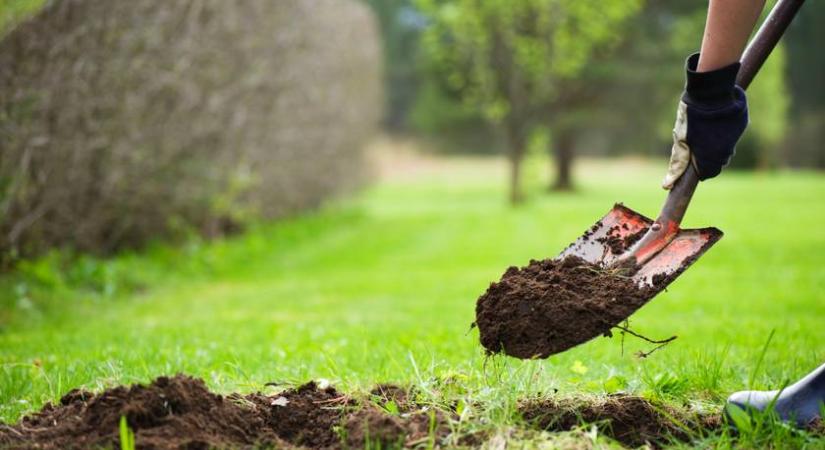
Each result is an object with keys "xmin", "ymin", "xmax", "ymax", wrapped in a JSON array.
[{"xmin": 727, "ymin": 363, "xmax": 825, "ymax": 427}]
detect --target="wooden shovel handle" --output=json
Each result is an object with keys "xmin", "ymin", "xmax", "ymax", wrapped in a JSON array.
[
  {"xmin": 737, "ymin": 0, "xmax": 806, "ymax": 90},
  {"xmin": 628, "ymin": 0, "xmax": 805, "ymax": 265}
]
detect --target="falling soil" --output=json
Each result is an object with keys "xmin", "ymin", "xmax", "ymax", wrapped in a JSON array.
[
  {"xmin": 0, "ymin": 375, "xmax": 450, "ymax": 450},
  {"xmin": 520, "ymin": 395, "xmax": 721, "ymax": 448},
  {"xmin": 475, "ymin": 255, "xmax": 659, "ymax": 359}
]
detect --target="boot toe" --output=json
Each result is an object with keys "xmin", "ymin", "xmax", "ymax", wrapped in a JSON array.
[{"xmin": 726, "ymin": 390, "xmax": 778, "ymax": 412}]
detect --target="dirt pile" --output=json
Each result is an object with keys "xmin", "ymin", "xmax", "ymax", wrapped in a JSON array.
[
  {"xmin": 0, "ymin": 376, "xmax": 449, "ymax": 450},
  {"xmin": 475, "ymin": 255, "xmax": 657, "ymax": 359},
  {"xmin": 245, "ymin": 380, "xmax": 351, "ymax": 448},
  {"xmin": 0, "ymin": 375, "xmax": 280, "ymax": 449},
  {"xmin": 520, "ymin": 395, "xmax": 720, "ymax": 448},
  {"xmin": 0, "ymin": 375, "xmax": 748, "ymax": 448}
]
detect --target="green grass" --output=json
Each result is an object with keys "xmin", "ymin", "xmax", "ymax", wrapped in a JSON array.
[
  {"xmin": 1, "ymin": 155, "xmax": 823, "ymax": 447},
  {"xmin": 0, "ymin": 0, "xmax": 43, "ymax": 34}
]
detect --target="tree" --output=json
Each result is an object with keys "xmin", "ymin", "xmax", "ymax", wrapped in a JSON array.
[
  {"xmin": 417, "ymin": 0, "xmax": 641, "ymax": 201},
  {"xmin": 783, "ymin": 0, "xmax": 825, "ymax": 168},
  {"xmin": 364, "ymin": 0, "xmax": 426, "ymax": 130}
]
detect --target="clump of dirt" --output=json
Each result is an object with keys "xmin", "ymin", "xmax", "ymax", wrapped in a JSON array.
[
  {"xmin": 520, "ymin": 395, "xmax": 719, "ymax": 448},
  {"xmin": 371, "ymin": 384, "xmax": 410, "ymax": 403},
  {"xmin": 475, "ymin": 255, "xmax": 657, "ymax": 359},
  {"xmin": 245, "ymin": 380, "xmax": 352, "ymax": 448},
  {"xmin": 596, "ymin": 225, "xmax": 646, "ymax": 255},
  {"xmin": 345, "ymin": 405, "xmax": 448, "ymax": 448},
  {"xmin": 370, "ymin": 384, "xmax": 416, "ymax": 412},
  {"xmin": 0, "ymin": 375, "xmax": 451, "ymax": 450},
  {"xmin": 0, "ymin": 375, "xmax": 284, "ymax": 450},
  {"xmin": 356, "ymin": 384, "xmax": 455, "ymax": 447}
]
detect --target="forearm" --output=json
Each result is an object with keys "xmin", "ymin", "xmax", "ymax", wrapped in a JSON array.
[{"xmin": 698, "ymin": 0, "xmax": 766, "ymax": 71}]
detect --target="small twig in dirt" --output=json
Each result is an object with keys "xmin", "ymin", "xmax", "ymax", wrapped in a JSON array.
[
  {"xmin": 576, "ymin": 265, "xmax": 633, "ymax": 280},
  {"xmin": 0, "ymin": 425, "xmax": 23, "ymax": 436},
  {"xmin": 314, "ymin": 396, "xmax": 350, "ymax": 405},
  {"xmin": 407, "ymin": 436, "xmax": 438, "ymax": 447}
]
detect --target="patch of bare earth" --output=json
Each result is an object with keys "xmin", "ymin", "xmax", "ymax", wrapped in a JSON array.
[
  {"xmin": 0, "ymin": 376, "xmax": 451, "ymax": 450},
  {"xmin": 520, "ymin": 394, "xmax": 722, "ymax": 448},
  {"xmin": 0, "ymin": 375, "xmax": 740, "ymax": 449}
]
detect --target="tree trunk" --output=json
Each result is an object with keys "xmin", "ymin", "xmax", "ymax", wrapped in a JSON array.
[
  {"xmin": 551, "ymin": 128, "xmax": 575, "ymax": 191},
  {"xmin": 507, "ymin": 125, "xmax": 526, "ymax": 204}
]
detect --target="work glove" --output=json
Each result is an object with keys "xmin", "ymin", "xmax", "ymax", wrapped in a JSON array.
[{"xmin": 662, "ymin": 53, "xmax": 749, "ymax": 189}]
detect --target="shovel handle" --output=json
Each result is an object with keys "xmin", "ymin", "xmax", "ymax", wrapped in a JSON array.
[
  {"xmin": 627, "ymin": 0, "xmax": 805, "ymax": 265},
  {"xmin": 737, "ymin": 0, "xmax": 806, "ymax": 91}
]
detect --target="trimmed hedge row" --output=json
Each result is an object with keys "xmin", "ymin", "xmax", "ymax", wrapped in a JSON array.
[{"xmin": 0, "ymin": 0, "xmax": 382, "ymax": 263}]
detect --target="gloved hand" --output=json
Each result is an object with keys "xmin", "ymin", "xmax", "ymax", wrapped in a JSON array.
[{"xmin": 662, "ymin": 53, "xmax": 749, "ymax": 189}]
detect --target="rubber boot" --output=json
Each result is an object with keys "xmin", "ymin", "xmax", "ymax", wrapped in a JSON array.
[{"xmin": 727, "ymin": 363, "xmax": 825, "ymax": 427}]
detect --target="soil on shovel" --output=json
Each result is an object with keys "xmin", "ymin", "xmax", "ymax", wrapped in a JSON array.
[
  {"xmin": 596, "ymin": 225, "xmax": 647, "ymax": 256},
  {"xmin": 475, "ymin": 255, "xmax": 659, "ymax": 359},
  {"xmin": 0, "ymin": 375, "xmax": 449, "ymax": 450}
]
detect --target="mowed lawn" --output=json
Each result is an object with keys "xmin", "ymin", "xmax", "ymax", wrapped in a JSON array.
[{"xmin": 1, "ymin": 151, "xmax": 824, "ymax": 445}]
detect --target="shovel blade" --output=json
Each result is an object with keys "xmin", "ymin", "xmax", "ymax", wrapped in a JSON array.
[{"xmin": 558, "ymin": 204, "xmax": 722, "ymax": 288}]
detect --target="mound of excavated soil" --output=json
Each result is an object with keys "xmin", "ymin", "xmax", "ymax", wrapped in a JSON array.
[
  {"xmin": 520, "ymin": 395, "xmax": 721, "ymax": 448},
  {"xmin": 0, "ymin": 375, "xmax": 279, "ymax": 450},
  {"xmin": 0, "ymin": 375, "xmax": 742, "ymax": 449},
  {"xmin": 0, "ymin": 375, "xmax": 448, "ymax": 450},
  {"xmin": 475, "ymin": 255, "xmax": 656, "ymax": 359}
]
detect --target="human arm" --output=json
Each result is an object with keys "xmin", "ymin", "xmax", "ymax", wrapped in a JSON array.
[
  {"xmin": 662, "ymin": 0, "xmax": 766, "ymax": 189},
  {"xmin": 698, "ymin": 0, "xmax": 766, "ymax": 71}
]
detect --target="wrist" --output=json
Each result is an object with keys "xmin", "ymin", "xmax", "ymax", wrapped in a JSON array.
[{"xmin": 682, "ymin": 52, "xmax": 741, "ymax": 109}]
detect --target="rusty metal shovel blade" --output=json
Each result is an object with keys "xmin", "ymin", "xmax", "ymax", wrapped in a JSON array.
[{"xmin": 557, "ymin": 204, "xmax": 722, "ymax": 290}]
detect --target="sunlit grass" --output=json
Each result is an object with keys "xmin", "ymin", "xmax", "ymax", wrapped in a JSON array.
[
  {"xmin": 1, "ymin": 154, "xmax": 823, "ymax": 447},
  {"xmin": 0, "ymin": 0, "xmax": 43, "ymax": 34}
]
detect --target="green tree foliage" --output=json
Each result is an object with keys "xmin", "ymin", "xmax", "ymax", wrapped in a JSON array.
[
  {"xmin": 364, "ymin": 0, "xmax": 424, "ymax": 129},
  {"xmin": 417, "ymin": 0, "xmax": 642, "ymax": 201},
  {"xmin": 732, "ymin": 43, "xmax": 789, "ymax": 169},
  {"xmin": 783, "ymin": 0, "xmax": 825, "ymax": 168},
  {"xmin": 578, "ymin": 0, "xmax": 790, "ymax": 172}
]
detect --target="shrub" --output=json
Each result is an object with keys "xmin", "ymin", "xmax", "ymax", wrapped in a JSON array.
[{"xmin": 0, "ymin": 0, "xmax": 382, "ymax": 265}]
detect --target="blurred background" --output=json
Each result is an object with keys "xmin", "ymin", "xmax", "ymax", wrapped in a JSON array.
[
  {"xmin": 1, "ymin": 0, "xmax": 824, "ymax": 432},
  {"xmin": 1, "ymin": 0, "xmax": 823, "ymax": 265}
]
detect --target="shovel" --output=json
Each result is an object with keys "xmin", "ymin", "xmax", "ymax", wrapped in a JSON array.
[
  {"xmin": 475, "ymin": 0, "xmax": 805, "ymax": 360},
  {"xmin": 560, "ymin": 0, "xmax": 804, "ymax": 290}
]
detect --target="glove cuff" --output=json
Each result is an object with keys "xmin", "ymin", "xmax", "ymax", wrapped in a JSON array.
[{"xmin": 683, "ymin": 52, "xmax": 741, "ymax": 109}]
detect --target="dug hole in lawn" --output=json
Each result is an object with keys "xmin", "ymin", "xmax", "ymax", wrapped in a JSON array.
[
  {"xmin": 0, "ymin": 375, "xmax": 450, "ymax": 450},
  {"xmin": 0, "ymin": 375, "xmax": 725, "ymax": 449}
]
